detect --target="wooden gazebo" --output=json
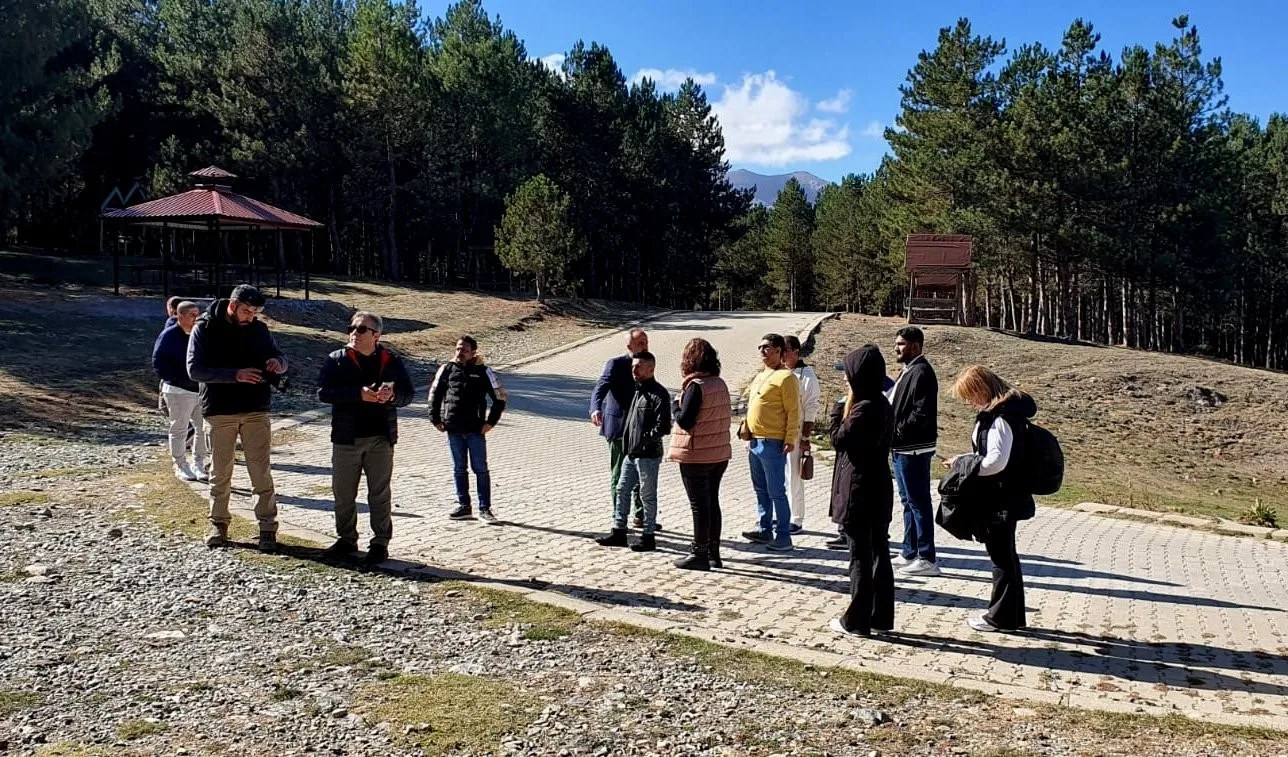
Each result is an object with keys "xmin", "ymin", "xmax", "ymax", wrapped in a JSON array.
[
  {"xmin": 100, "ymin": 166, "xmax": 323, "ymax": 299},
  {"xmin": 905, "ymin": 234, "xmax": 974, "ymax": 325}
]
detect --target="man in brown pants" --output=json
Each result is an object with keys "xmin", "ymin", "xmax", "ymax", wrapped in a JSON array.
[
  {"xmin": 186, "ymin": 284, "xmax": 288, "ymax": 552},
  {"xmin": 316, "ymin": 311, "xmax": 414, "ymax": 565}
]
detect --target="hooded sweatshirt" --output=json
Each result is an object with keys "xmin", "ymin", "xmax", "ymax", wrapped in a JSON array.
[
  {"xmin": 828, "ymin": 345, "xmax": 895, "ymax": 531},
  {"xmin": 186, "ymin": 298, "xmax": 288, "ymax": 417}
]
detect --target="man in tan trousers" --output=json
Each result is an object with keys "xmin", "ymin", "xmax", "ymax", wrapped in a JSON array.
[{"xmin": 186, "ymin": 284, "xmax": 288, "ymax": 552}]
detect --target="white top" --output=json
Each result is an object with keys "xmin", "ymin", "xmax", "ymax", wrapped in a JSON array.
[
  {"xmin": 971, "ymin": 417, "xmax": 1014, "ymax": 476},
  {"xmin": 792, "ymin": 365, "xmax": 821, "ymax": 425}
]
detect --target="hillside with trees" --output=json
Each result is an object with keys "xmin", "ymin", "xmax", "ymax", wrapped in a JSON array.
[{"xmin": 3, "ymin": 3, "xmax": 1287, "ymax": 367}]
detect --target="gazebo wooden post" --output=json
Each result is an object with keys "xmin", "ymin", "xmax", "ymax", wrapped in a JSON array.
[
  {"xmin": 305, "ymin": 234, "xmax": 312, "ymax": 301},
  {"xmin": 111, "ymin": 222, "xmax": 120, "ymax": 296},
  {"xmin": 162, "ymin": 221, "xmax": 171, "ymax": 298},
  {"xmin": 212, "ymin": 217, "xmax": 221, "ymax": 296},
  {"xmin": 276, "ymin": 230, "xmax": 283, "ymax": 298}
]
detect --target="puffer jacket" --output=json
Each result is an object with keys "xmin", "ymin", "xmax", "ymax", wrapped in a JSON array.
[
  {"xmin": 429, "ymin": 359, "xmax": 506, "ymax": 434},
  {"xmin": 972, "ymin": 392, "xmax": 1038, "ymax": 522}
]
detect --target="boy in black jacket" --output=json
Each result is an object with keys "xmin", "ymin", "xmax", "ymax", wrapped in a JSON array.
[
  {"xmin": 595, "ymin": 351, "xmax": 671, "ymax": 552},
  {"xmin": 316, "ymin": 311, "xmax": 415, "ymax": 565}
]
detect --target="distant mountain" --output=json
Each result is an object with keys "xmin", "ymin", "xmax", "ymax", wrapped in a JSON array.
[{"xmin": 728, "ymin": 169, "xmax": 831, "ymax": 207}]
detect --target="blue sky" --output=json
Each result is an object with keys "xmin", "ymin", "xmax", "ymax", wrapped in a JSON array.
[{"xmin": 428, "ymin": 0, "xmax": 1287, "ymax": 182}]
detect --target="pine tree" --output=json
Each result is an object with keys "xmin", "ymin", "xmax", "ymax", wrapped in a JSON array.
[
  {"xmin": 766, "ymin": 178, "xmax": 815, "ymax": 311},
  {"xmin": 495, "ymin": 174, "xmax": 580, "ymax": 303}
]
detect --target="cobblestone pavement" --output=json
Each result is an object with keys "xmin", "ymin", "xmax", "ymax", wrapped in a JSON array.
[{"xmin": 226, "ymin": 311, "xmax": 1288, "ymax": 731}]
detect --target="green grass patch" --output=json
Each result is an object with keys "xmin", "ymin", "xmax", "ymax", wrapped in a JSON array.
[
  {"xmin": 449, "ymin": 583, "xmax": 582, "ymax": 640},
  {"xmin": 271, "ymin": 685, "xmax": 304, "ymax": 702},
  {"xmin": 0, "ymin": 491, "xmax": 50, "ymax": 507},
  {"xmin": 0, "ymin": 689, "xmax": 43, "ymax": 716},
  {"xmin": 22, "ymin": 467, "xmax": 102, "ymax": 480},
  {"xmin": 360, "ymin": 673, "xmax": 538, "ymax": 753},
  {"xmin": 115, "ymin": 720, "xmax": 167, "ymax": 741},
  {"xmin": 35, "ymin": 745, "xmax": 116, "ymax": 757}
]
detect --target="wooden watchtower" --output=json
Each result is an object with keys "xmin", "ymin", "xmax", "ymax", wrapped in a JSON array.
[{"xmin": 905, "ymin": 234, "xmax": 974, "ymax": 326}]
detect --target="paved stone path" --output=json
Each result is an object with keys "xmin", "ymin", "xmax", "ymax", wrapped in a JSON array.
[{"xmin": 232, "ymin": 311, "xmax": 1288, "ymax": 730}]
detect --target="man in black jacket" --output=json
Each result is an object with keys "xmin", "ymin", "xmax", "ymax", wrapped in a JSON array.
[
  {"xmin": 316, "ymin": 311, "xmax": 415, "ymax": 565},
  {"xmin": 595, "ymin": 351, "xmax": 671, "ymax": 552},
  {"xmin": 888, "ymin": 326, "xmax": 941, "ymax": 576},
  {"xmin": 430, "ymin": 335, "xmax": 507, "ymax": 522},
  {"xmin": 187, "ymin": 284, "xmax": 288, "ymax": 552}
]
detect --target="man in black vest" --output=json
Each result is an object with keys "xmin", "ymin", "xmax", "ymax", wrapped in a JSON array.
[
  {"xmin": 186, "ymin": 284, "xmax": 288, "ymax": 552},
  {"xmin": 317, "ymin": 311, "xmax": 414, "ymax": 565},
  {"xmin": 430, "ymin": 335, "xmax": 507, "ymax": 522},
  {"xmin": 888, "ymin": 326, "xmax": 941, "ymax": 576}
]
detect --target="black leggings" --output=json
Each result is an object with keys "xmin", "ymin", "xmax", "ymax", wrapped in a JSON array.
[{"xmin": 678, "ymin": 461, "xmax": 728, "ymax": 555}]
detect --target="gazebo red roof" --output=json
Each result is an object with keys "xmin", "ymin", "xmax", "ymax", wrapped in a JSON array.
[
  {"xmin": 905, "ymin": 234, "xmax": 973, "ymax": 271},
  {"xmin": 101, "ymin": 167, "xmax": 321, "ymax": 231}
]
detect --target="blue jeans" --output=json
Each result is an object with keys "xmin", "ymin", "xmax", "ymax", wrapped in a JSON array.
[
  {"xmin": 448, "ymin": 432, "xmax": 491, "ymax": 510},
  {"xmin": 893, "ymin": 451, "xmax": 935, "ymax": 561},
  {"xmin": 748, "ymin": 438, "xmax": 791, "ymax": 547},
  {"xmin": 614, "ymin": 456, "xmax": 660, "ymax": 533}
]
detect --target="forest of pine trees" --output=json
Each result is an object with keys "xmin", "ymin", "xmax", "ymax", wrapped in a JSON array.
[{"xmin": 3, "ymin": 2, "xmax": 1287, "ymax": 368}]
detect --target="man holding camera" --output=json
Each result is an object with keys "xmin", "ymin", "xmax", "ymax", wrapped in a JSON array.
[
  {"xmin": 187, "ymin": 284, "xmax": 288, "ymax": 552},
  {"xmin": 317, "ymin": 311, "xmax": 414, "ymax": 565}
]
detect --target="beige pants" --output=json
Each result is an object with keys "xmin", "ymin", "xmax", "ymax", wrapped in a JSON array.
[{"xmin": 205, "ymin": 412, "xmax": 277, "ymax": 533}]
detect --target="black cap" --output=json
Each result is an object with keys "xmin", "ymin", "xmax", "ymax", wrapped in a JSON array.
[{"xmin": 230, "ymin": 284, "xmax": 265, "ymax": 307}]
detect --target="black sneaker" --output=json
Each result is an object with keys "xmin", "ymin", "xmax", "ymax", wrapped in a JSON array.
[
  {"xmin": 674, "ymin": 551, "xmax": 710, "ymax": 571},
  {"xmin": 364, "ymin": 544, "xmax": 389, "ymax": 566},
  {"xmin": 741, "ymin": 529, "xmax": 769, "ymax": 543},
  {"xmin": 629, "ymin": 533, "xmax": 657, "ymax": 552},
  {"xmin": 825, "ymin": 535, "xmax": 849, "ymax": 550},
  {"xmin": 323, "ymin": 539, "xmax": 358, "ymax": 558},
  {"xmin": 448, "ymin": 504, "xmax": 473, "ymax": 520},
  {"xmin": 595, "ymin": 528, "xmax": 629, "ymax": 547},
  {"xmin": 257, "ymin": 531, "xmax": 278, "ymax": 553}
]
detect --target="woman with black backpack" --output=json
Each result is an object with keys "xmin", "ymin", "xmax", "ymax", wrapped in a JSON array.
[{"xmin": 947, "ymin": 365, "xmax": 1037, "ymax": 633}]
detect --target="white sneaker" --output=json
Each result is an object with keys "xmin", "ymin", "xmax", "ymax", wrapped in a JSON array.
[
  {"xmin": 193, "ymin": 460, "xmax": 210, "ymax": 482},
  {"xmin": 900, "ymin": 558, "xmax": 941, "ymax": 577},
  {"xmin": 890, "ymin": 554, "xmax": 915, "ymax": 568},
  {"xmin": 968, "ymin": 614, "xmax": 1014, "ymax": 633},
  {"xmin": 173, "ymin": 462, "xmax": 198, "ymax": 482},
  {"xmin": 478, "ymin": 508, "xmax": 498, "ymax": 524}
]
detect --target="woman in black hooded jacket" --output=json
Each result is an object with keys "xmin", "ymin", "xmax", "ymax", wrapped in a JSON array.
[{"xmin": 827, "ymin": 345, "xmax": 896, "ymax": 637}]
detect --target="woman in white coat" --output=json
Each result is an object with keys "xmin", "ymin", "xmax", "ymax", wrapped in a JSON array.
[{"xmin": 784, "ymin": 335, "xmax": 821, "ymax": 532}]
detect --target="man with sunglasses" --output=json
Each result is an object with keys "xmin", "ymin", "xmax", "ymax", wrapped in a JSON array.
[
  {"xmin": 187, "ymin": 284, "xmax": 288, "ymax": 552},
  {"xmin": 317, "ymin": 312, "xmax": 415, "ymax": 565},
  {"xmin": 739, "ymin": 333, "xmax": 801, "ymax": 551}
]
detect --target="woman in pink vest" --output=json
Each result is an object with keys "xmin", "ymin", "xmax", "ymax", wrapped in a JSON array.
[{"xmin": 668, "ymin": 338, "xmax": 734, "ymax": 570}]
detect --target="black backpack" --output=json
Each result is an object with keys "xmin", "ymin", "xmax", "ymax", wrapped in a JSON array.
[{"xmin": 1026, "ymin": 422, "xmax": 1064, "ymax": 495}]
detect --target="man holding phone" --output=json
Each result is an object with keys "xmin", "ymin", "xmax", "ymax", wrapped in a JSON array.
[{"xmin": 317, "ymin": 311, "xmax": 415, "ymax": 565}]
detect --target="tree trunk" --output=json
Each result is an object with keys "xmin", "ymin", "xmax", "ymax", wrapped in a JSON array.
[
  {"xmin": 1026, "ymin": 233, "xmax": 1039, "ymax": 334},
  {"xmin": 385, "ymin": 135, "xmax": 400, "ymax": 281}
]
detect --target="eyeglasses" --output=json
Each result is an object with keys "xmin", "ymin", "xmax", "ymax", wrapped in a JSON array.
[{"xmin": 347, "ymin": 324, "xmax": 375, "ymax": 335}]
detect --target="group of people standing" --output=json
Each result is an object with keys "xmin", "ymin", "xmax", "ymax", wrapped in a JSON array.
[{"xmin": 153, "ymin": 286, "xmax": 1036, "ymax": 634}]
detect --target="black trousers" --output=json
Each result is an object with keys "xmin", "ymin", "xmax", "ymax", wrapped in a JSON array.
[
  {"xmin": 982, "ymin": 519, "xmax": 1026, "ymax": 629},
  {"xmin": 678, "ymin": 461, "xmax": 728, "ymax": 556},
  {"xmin": 841, "ymin": 519, "xmax": 895, "ymax": 634}
]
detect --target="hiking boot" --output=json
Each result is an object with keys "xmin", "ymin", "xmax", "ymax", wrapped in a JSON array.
[
  {"xmin": 741, "ymin": 529, "xmax": 769, "ymax": 544},
  {"xmin": 595, "ymin": 528, "xmax": 629, "ymax": 547},
  {"xmin": 257, "ymin": 531, "xmax": 278, "ymax": 553},
  {"xmin": 364, "ymin": 544, "xmax": 389, "ymax": 566},
  {"xmin": 204, "ymin": 524, "xmax": 228, "ymax": 548},
  {"xmin": 323, "ymin": 539, "xmax": 358, "ymax": 559},
  {"xmin": 708, "ymin": 543, "xmax": 723, "ymax": 569},
  {"xmin": 825, "ymin": 535, "xmax": 849, "ymax": 550},
  {"xmin": 448, "ymin": 504, "xmax": 473, "ymax": 520},
  {"xmin": 674, "ymin": 550, "xmax": 710, "ymax": 571},
  {"xmin": 629, "ymin": 533, "xmax": 657, "ymax": 552}
]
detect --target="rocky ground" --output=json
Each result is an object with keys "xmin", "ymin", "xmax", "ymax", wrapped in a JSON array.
[{"xmin": 3, "ymin": 435, "xmax": 1287, "ymax": 756}]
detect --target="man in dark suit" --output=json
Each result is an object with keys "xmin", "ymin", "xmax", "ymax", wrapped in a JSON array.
[{"xmin": 590, "ymin": 328, "xmax": 650, "ymax": 528}]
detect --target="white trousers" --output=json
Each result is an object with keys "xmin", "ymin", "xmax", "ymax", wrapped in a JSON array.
[
  {"xmin": 786, "ymin": 439, "xmax": 806, "ymax": 526},
  {"xmin": 164, "ymin": 389, "xmax": 207, "ymax": 465}
]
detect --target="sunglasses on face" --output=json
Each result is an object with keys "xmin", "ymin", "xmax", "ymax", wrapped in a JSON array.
[{"xmin": 348, "ymin": 324, "xmax": 375, "ymax": 335}]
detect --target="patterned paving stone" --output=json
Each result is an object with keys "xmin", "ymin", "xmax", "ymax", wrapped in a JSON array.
[{"xmin": 224, "ymin": 310, "xmax": 1288, "ymax": 729}]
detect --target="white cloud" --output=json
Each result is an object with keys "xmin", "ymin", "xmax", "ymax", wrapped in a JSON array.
[
  {"xmin": 712, "ymin": 71, "xmax": 851, "ymax": 166},
  {"xmin": 536, "ymin": 53, "xmax": 566, "ymax": 77},
  {"xmin": 630, "ymin": 67, "xmax": 718, "ymax": 91},
  {"xmin": 816, "ymin": 89, "xmax": 852, "ymax": 114},
  {"xmin": 860, "ymin": 120, "xmax": 885, "ymax": 138}
]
